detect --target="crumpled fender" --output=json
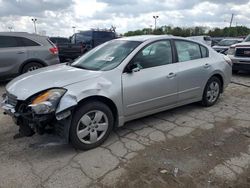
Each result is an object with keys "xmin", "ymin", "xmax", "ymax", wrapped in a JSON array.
[{"xmin": 55, "ymin": 77, "xmax": 112, "ymax": 115}]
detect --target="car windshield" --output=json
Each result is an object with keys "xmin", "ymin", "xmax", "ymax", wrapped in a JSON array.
[
  {"xmin": 50, "ymin": 37, "xmax": 69, "ymax": 44},
  {"xmin": 217, "ymin": 39, "xmax": 239, "ymax": 46},
  {"xmin": 244, "ymin": 35, "xmax": 250, "ymax": 42},
  {"xmin": 72, "ymin": 40, "xmax": 141, "ymax": 71}
]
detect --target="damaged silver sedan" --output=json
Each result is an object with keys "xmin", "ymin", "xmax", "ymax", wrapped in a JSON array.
[{"xmin": 1, "ymin": 35, "xmax": 232, "ymax": 150}]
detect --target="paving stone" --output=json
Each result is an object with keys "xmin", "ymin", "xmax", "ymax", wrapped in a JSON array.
[
  {"xmin": 149, "ymin": 130, "xmax": 166, "ymax": 142},
  {"xmin": 44, "ymin": 166, "xmax": 91, "ymax": 188},
  {"xmin": 142, "ymin": 116, "xmax": 168, "ymax": 125},
  {"xmin": 235, "ymin": 112, "xmax": 250, "ymax": 121},
  {"xmin": 176, "ymin": 116, "xmax": 205, "ymax": 128},
  {"xmin": 234, "ymin": 120, "xmax": 250, "ymax": 128},
  {"xmin": 124, "ymin": 152, "xmax": 137, "ymax": 160},
  {"xmin": 210, "ymin": 164, "xmax": 236, "ymax": 180},
  {"xmin": 199, "ymin": 123, "xmax": 214, "ymax": 130},
  {"xmin": 124, "ymin": 120, "xmax": 148, "ymax": 131},
  {"xmin": 102, "ymin": 132, "xmax": 119, "ymax": 147},
  {"xmin": 108, "ymin": 141, "xmax": 128, "ymax": 157},
  {"xmin": 168, "ymin": 127, "xmax": 194, "ymax": 137},
  {"xmin": 137, "ymin": 136, "xmax": 151, "ymax": 146},
  {"xmin": 74, "ymin": 148, "xmax": 119, "ymax": 179},
  {"xmin": 125, "ymin": 132, "xmax": 138, "ymax": 140},
  {"xmin": 121, "ymin": 138, "xmax": 145, "ymax": 151},
  {"xmin": 134, "ymin": 127, "xmax": 155, "ymax": 137},
  {"xmin": 100, "ymin": 168, "xmax": 126, "ymax": 186},
  {"xmin": 225, "ymin": 153, "xmax": 250, "ymax": 169},
  {"xmin": 0, "ymin": 159, "xmax": 40, "ymax": 188},
  {"xmin": 153, "ymin": 121, "xmax": 177, "ymax": 132}
]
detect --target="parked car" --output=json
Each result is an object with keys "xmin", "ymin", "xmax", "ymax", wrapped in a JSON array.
[
  {"xmin": 228, "ymin": 41, "xmax": 250, "ymax": 73},
  {"xmin": 0, "ymin": 32, "xmax": 59, "ymax": 80},
  {"xmin": 212, "ymin": 38, "xmax": 243, "ymax": 54},
  {"xmin": 1, "ymin": 35, "xmax": 232, "ymax": 150},
  {"xmin": 211, "ymin": 37, "xmax": 224, "ymax": 47},
  {"xmin": 187, "ymin": 35, "xmax": 212, "ymax": 46},
  {"xmin": 49, "ymin": 37, "xmax": 84, "ymax": 62},
  {"xmin": 70, "ymin": 30, "xmax": 117, "ymax": 51}
]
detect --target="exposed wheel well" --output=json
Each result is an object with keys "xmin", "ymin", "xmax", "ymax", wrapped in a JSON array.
[
  {"xmin": 211, "ymin": 74, "xmax": 224, "ymax": 93},
  {"xmin": 77, "ymin": 96, "xmax": 118, "ymax": 128},
  {"xmin": 19, "ymin": 59, "xmax": 46, "ymax": 73}
]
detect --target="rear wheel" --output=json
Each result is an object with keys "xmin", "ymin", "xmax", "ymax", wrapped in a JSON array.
[
  {"xmin": 202, "ymin": 76, "xmax": 222, "ymax": 107},
  {"xmin": 70, "ymin": 101, "xmax": 114, "ymax": 150},
  {"xmin": 21, "ymin": 62, "xmax": 43, "ymax": 73}
]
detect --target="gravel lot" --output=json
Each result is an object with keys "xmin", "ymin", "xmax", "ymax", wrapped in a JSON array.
[{"xmin": 0, "ymin": 73, "xmax": 250, "ymax": 188}]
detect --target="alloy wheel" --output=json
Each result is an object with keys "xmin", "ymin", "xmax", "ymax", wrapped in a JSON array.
[
  {"xmin": 76, "ymin": 110, "xmax": 109, "ymax": 144},
  {"xmin": 206, "ymin": 81, "xmax": 220, "ymax": 103}
]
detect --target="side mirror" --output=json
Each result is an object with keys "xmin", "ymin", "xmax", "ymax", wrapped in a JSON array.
[{"xmin": 126, "ymin": 63, "xmax": 141, "ymax": 73}]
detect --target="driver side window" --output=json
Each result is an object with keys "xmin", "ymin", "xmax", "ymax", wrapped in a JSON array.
[{"xmin": 131, "ymin": 40, "xmax": 173, "ymax": 69}]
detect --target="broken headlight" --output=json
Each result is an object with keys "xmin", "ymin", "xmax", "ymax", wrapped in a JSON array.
[{"xmin": 29, "ymin": 88, "xmax": 66, "ymax": 114}]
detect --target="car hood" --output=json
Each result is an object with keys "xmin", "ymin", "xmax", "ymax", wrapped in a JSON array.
[
  {"xmin": 212, "ymin": 45, "xmax": 228, "ymax": 49},
  {"xmin": 231, "ymin": 42, "xmax": 250, "ymax": 48},
  {"xmin": 6, "ymin": 64, "xmax": 101, "ymax": 100}
]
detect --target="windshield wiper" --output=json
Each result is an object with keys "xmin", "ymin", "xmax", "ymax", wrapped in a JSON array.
[{"xmin": 72, "ymin": 64, "xmax": 91, "ymax": 70}]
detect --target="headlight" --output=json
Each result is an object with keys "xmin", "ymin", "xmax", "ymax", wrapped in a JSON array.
[
  {"xmin": 227, "ymin": 47, "xmax": 235, "ymax": 55},
  {"xmin": 29, "ymin": 88, "xmax": 66, "ymax": 114}
]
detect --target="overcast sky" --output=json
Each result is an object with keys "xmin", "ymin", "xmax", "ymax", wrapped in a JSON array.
[{"xmin": 0, "ymin": 0, "xmax": 250, "ymax": 37}]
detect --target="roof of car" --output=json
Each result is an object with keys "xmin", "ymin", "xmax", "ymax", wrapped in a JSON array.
[
  {"xmin": 0, "ymin": 32, "xmax": 50, "ymax": 45},
  {"xmin": 0, "ymin": 32, "xmax": 43, "ymax": 37},
  {"xmin": 117, "ymin": 35, "xmax": 174, "ymax": 42}
]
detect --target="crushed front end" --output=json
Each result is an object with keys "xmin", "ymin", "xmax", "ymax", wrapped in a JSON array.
[{"xmin": 1, "ymin": 88, "xmax": 74, "ymax": 140}]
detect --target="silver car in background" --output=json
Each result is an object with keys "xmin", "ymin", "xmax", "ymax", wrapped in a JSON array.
[
  {"xmin": 0, "ymin": 32, "xmax": 60, "ymax": 80},
  {"xmin": 1, "ymin": 35, "xmax": 232, "ymax": 150}
]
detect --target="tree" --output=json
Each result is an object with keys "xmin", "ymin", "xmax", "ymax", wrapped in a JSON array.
[{"xmin": 123, "ymin": 25, "xmax": 250, "ymax": 38}]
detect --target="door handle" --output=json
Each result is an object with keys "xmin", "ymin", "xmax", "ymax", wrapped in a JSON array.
[
  {"xmin": 204, "ymin": 63, "xmax": 211, "ymax": 68},
  {"xmin": 167, "ymin": 72, "xmax": 176, "ymax": 78},
  {"xmin": 17, "ymin": 51, "xmax": 25, "ymax": 54}
]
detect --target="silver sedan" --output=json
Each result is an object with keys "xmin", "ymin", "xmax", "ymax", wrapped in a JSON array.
[{"xmin": 1, "ymin": 35, "xmax": 232, "ymax": 150}]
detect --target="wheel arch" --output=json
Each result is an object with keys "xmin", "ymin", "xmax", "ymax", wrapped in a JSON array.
[
  {"xmin": 211, "ymin": 73, "xmax": 224, "ymax": 93},
  {"xmin": 19, "ymin": 59, "xmax": 46, "ymax": 73},
  {"xmin": 77, "ymin": 95, "xmax": 119, "ymax": 128}
]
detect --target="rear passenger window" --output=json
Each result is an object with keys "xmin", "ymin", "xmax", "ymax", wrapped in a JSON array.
[
  {"xmin": 175, "ymin": 40, "xmax": 202, "ymax": 62},
  {"xmin": 0, "ymin": 36, "xmax": 39, "ymax": 48},
  {"xmin": 200, "ymin": 45, "xmax": 208, "ymax": 58},
  {"xmin": 0, "ymin": 36, "xmax": 20, "ymax": 48},
  {"xmin": 19, "ymin": 37, "xmax": 40, "ymax": 46}
]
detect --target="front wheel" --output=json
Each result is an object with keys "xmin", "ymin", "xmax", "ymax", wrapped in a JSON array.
[
  {"xmin": 70, "ymin": 101, "xmax": 114, "ymax": 150},
  {"xmin": 201, "ymin": 76, "xmax": 222, "ymax": 107}
]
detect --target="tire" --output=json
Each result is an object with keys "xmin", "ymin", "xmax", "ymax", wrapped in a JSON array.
[
  {"xmin": 21, "ymin": 62, "xmax": 43, "ymax": 73},
  {"xmin": 70, "ymin": 101, "xmax": 114, "ymax": 150},
  {"xmin": 201, "ymin": 76, "xmax": 222, "ymax": 107}
]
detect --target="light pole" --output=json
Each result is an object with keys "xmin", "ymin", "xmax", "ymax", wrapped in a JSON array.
[
  {"xmin": 31, "ymin": 18, "xmax": 37, "ymax": 34},
  {"xmin": 153, "ymin": 15, "xmax": 159, "ymax": 30},
  {"xmin": 72, "ymin": 26, "xmax": 76, "ymax": 34},
  {"xmin": 8, "ymin": 26, "xmax": 13, "ymax": 32}
]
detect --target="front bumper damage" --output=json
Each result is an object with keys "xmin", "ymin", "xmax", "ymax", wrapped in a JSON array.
[{"xmin": 1, "ymin": 93, "xmax": 76, "ymax": 141}]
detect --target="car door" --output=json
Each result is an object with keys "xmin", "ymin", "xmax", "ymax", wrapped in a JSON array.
[
  {"xmin": 122, "ymin": 40, "xmax": 178, "ymax": 116},
  {"xmin": 0, "ymin": 36, "xmax": 27, "ymax": 77},
  {"xmin": 174, "ymin": 40, "xmax": 211, "ymax": 102}
]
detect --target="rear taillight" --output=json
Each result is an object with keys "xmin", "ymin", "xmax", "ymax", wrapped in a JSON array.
[
  {"xmin": 49, "ymin": 47, "xmax": 58, "ymax": 55},
  {"xmin": 223, "ymin": 55, "xmax": 232, "ymax": 66}
]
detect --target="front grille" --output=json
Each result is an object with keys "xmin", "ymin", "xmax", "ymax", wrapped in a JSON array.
[
  {"xmin": 6, "ymin": 92, "xmax": 18, "ymax": 107},
  {"xmin": 235, "ymin": 48, "xmax": 250, "ymax": 57}
]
